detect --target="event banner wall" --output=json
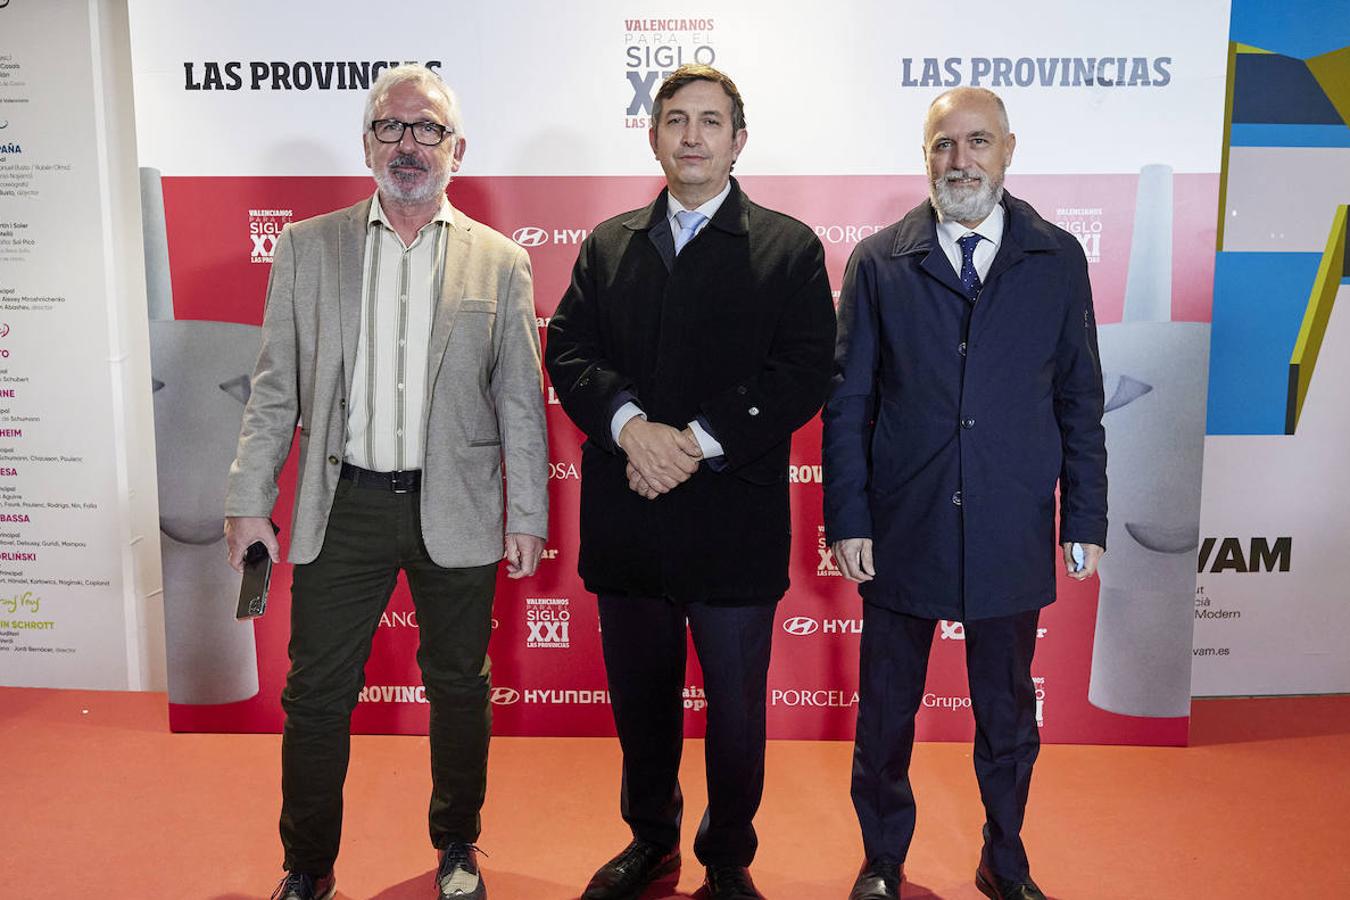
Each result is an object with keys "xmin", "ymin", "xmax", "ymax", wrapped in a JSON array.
[
  {"xmin": 0, "ymin": 0, "xmax": 162, "ymax": 690},
  {"xmin": 1192, "ymin": 1, "xmax": 1350, "ymax": 695},
  {"xmin": 127, "ymin": 0, "xmax": 1230, "ymax": 743}
]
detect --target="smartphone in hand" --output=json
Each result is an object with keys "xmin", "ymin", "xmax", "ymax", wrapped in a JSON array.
[{"xmin": 235, "ymin": 523, "xmax": 280, "ymax": 620}]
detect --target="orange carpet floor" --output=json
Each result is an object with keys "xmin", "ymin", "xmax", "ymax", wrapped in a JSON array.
[{"xmin": 2, "ymin": 688, "xmax": 1347, "ymax": 899}]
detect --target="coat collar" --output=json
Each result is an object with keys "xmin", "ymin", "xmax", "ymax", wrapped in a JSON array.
[
  {"xmin": 622, "ymin": 176, "xmax": 752, "ymax": 236},
  {"xmin": 891, "ymin": 190, "xmax": 1062, "ymax": 298},
  {"xmin": 890, "ymin": 190, "xmax": 1061, "ymax": 258},
  {"xmin": 624, "ymin": 177, "xmax": 751, "ymax": 272}
]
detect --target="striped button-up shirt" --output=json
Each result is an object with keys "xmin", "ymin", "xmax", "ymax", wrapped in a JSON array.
[{"xmin": 343, "ymin": 193, "xmax": 453, "ymax": 472}]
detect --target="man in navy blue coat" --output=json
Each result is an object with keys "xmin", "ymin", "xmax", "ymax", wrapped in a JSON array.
[{"xmin": 822, "ymin": 87, "xmax": 1107, "ymax": 900}]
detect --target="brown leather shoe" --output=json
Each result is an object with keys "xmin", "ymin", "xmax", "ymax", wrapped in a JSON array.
[
  {"xmin": 703, "ymin": 865, "xmax": 764, "ymax": 899},
  {"xmin": 580, "ymin": 839, "xmax": 679, "ymax": 900},
  {"xmin": 976, "ymin": 861, "xmax": 1046, "ymax": 900},
  {"xmin": 848, "ymin": 859, "xmax": 903, "ymax": 899}
]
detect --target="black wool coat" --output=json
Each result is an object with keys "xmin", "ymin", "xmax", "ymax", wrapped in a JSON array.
[{"xmin": 546, "ymin": 179, "xmax": 836, "ymax": 602}]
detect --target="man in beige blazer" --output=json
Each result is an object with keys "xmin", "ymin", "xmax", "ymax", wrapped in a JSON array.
[{"xmin": 224, "ymin": 64, "xmax": 547, "ymax": 900}]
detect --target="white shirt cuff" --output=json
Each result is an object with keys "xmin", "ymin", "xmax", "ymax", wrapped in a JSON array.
[
  {"xmin": 688, "ymin": 419, "xmax": 724, "ymax": 459},
  {"xmin": 611, "ymin": 402, "xmax": 645, "ymax": 445}
]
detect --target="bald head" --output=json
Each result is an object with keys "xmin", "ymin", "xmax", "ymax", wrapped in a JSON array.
[
  {"xmin": 924, "ymin": 87, "xmax": 1010, "ymax": 143},
  {"xmin": 922, "ymin": 88, "xmax": 1016, "ymax": 227}
]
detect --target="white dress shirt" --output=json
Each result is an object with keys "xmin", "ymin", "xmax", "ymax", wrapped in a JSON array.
[{"xmin": 935, "ymin": 199, "xmax": 1005, "ymax": 284}]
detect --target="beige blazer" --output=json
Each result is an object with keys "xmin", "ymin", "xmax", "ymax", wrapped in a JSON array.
[{"xmin": 225, "ymin": 197, "xmax": 548, "ymax": 567}]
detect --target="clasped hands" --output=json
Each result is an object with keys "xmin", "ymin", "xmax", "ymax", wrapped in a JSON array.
[{"xmin": 618, "ymin": 417, "xmax": 702, "ymax": 500}]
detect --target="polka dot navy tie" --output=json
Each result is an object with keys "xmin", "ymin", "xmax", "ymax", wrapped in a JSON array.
[
  {"xmin": 674, "ymin": 210, "xmax": 708, "ymax": 255},
  {"xmin": 957, "ymin": 232, "xmax": 983, "ymax": 301}
]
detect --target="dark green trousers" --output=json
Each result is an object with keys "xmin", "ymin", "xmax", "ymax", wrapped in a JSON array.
[{"xmin": 279, "ymin": 477, "xmax": 497, "ymax": 875}]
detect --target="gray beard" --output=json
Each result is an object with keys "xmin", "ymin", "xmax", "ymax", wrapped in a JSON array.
[
  {"xmin": 931, "ymin": 171, "xmax": 1003, "ymax": 223},
  {"xmin": 375, "ymin": 161, "xmax": 451, "ymax": 206}
]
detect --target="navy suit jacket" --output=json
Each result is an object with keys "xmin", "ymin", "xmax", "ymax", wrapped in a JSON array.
[{"xmin": 822, "ymin": 192, "xmax": 1107, "ymax": 621}]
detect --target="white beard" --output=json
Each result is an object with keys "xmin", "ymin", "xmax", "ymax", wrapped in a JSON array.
[{"xmin": 931, "ymin": 168, "xmax": 1003, "ymax": 223}]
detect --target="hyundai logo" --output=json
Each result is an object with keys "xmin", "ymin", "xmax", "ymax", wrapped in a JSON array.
[
  {"xmin": 512, "ymin": 226, "xmax": 548, "ymax": 247},
  {"xmin": 782, "ymin": 616, "xmax": 819, "ymax": 636},
  {"xmin": 489, "ymin": 687, "xmax": 520, "ymax": 705}
]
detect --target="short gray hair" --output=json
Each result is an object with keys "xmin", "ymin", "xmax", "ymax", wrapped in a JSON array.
[{"xmin": 362, "ymin": 64, "xmax": 464, "ymax": 141}]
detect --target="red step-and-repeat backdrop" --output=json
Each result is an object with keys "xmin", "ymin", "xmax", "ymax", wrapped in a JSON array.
[{"xmin": 130, "ymin": 0, "xmax": 1231, "ymax": 745}]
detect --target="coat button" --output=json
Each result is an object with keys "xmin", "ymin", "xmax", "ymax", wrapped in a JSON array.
[
  {"xmin": 958, "ymin": 342, "xmax": 967, "ymax": 357},
  {"xmin": 961, "ymin": 417, "xmax": 976, "ymax": 429},
  {"xmin": 339, "ymin": 398, "xmax": 346, "ymax": 409},
  {"xmin": 737, "ymin": 385, "xmax": 748, "ymax": 395},
  {"xmin": 951, "ymin": 490, "xmax": 962, "ymax": 506},
  {"xmin": 328, "ymin": 455, "xmax": 339, "ymax": 465},
  {"xmin": 748, "ymin": 406, "xmax": 760, "ymax": 416}
]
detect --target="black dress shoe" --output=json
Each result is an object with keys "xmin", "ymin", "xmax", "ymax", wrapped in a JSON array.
[
  {"xmin": 703, "ymin": 865, "xmax": 764, "ymax": 900},
  {"xmin": 848, "ymin": 859, "xmax": 903, "ymax": 900},
  {"xmin": 976, "ymin": 861, "xmax": 1046, "ymax": 900},
  {"xmin": 581, "ymin": 839, "xmax": 680, "ymax": 900}
]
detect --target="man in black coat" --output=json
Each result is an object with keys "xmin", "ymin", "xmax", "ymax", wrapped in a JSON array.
[
  {"xmin": 546, "ymin": 64, "xmax": 835, "ymax": 900},
  {"xmin": 822, "ymin": 88, "xmax": 1108, "ymax": 900}
]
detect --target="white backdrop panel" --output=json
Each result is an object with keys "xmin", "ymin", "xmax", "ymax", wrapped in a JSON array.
[{"xmin": 128, "ymin": 0, "xmax": 1230, "ymax": 177}]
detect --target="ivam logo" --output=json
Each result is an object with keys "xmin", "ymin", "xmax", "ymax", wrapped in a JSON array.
[
  {"xmin": 490, "ymin": 686, "xmax": 521, "ymax": 706},
  {"xmin": 782, "ymin": 616, "xmax": 819, "ymax": 636},
  {"xmin": 511, "ymin": 226, "xmax": 590, "ymax": 247}
]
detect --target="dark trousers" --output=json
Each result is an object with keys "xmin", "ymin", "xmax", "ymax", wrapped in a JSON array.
[
  {"xmin": 853, "ymin": 603, "xmax": 1041, "ymax": 881},
  {"xmin": 597, "ymin": 593, "xmax": 779, "ymax": 868},
  {"xmin": 279, "ymin": 478, "xmax": 497, "ymax": 875}
]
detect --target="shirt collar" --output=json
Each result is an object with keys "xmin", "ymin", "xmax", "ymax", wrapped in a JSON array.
[
  {"xmin": 666, "ymin": 179, "xmax": 732, "ymax": 226},
  {"xmin": 935, "ymin": 199, "xmax": 1005, "ymax": 250},
  {"xmin": 368, "ymin": 191, "xmax": 456, "ymax": 233}
]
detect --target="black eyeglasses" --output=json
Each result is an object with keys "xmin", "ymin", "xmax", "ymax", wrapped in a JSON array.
[{"xmin": 369, "ymin": 119, "xmax": 453, "ymax": 146}]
